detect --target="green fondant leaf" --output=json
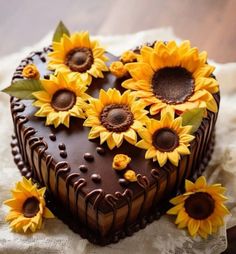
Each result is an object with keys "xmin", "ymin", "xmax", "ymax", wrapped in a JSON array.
[
  {"xmin": 2, "ymin": 79, "xmax": 43, "ymax": 100},
  {"xmin": 52, "ymin": 21, "xmax": 70, "ymax": 43},
  {"xmin": 181, "ymin": 108, "xmax": 205, "ymax": 133}
]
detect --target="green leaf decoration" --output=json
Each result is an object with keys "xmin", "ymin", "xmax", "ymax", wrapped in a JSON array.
[
  {"xmin": 2, "ymin": 79, "xmax": 43, "ymax": 100},
  {"xmin": 181, "ymin": 108, "xmax": 205, "ymax": 133},
  {"xmin": 52, "ymin": 21, "xmax": 70, "ymax": 43}
]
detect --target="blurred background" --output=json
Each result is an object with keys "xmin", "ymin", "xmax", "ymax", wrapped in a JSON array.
[{"xmin": 0, "ymin": 0, "xmax": 236, "ymax": 62}]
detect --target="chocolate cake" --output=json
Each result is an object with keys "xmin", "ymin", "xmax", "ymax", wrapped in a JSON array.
[{"xmin": 6, "ymin": 23, "xmax": 220, "ymax": 245}]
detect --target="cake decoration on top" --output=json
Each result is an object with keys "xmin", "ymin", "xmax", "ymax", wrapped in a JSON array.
[
  {"xmin": 48, "ymin": 22, "xmax": 109, "ymax": 86},
  {"xmin": 84, "ymin": 88, "xmax": 148, "ymax": 149},
  {"xmin": 124, "ymin": 170, "xmax": 137, "ymax": 182},
  {"xmin": 136, "ymin": 109, "xmax": 194, "ymax": 167},
  {"xmin": 4, "ymin": 177, "xmax": 54, "ymax": 233},
  {"xmin": 32, "ymin": 72, "xmax": 89, "ymax": 127},
  {"xmin": 22, "ymin": 64, "xmax": 40, "ymax": 80},
  {"xmin": 167, "ymin": 176, "xmax": 229, "ymax": 239},
  {"xmin": 109, "ymin": 61, "xmax": 127, "ymax": 78},
  {"xmin": 112, "ymin": 154, "xmax": 131, "ymax": 170},
  {"xmin": 120, "ymin": 50, "xmax": 138, "ymax": 63},
  {"xmin": 122, "ymin": 40, "xmax": 219, "ymax": 115}
]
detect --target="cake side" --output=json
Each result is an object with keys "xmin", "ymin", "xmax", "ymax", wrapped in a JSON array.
[{"xmin": 9, "ymin": 46, "xmax": 220, "ymax": 245}]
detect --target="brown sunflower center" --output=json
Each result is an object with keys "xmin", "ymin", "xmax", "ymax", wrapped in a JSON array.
[
  {"xmin": 65, "ymin": 47, "xmax": 94, "ymax": 73},
  {"xmin": 152, "ymin": 67, "xmax": 194, "ymax": 104},
  {"xmin": 184, "ymin": 192, "xmax": 215, "ymax": 220},
  {"xmin": 51, "ymin": 89, "xmax": 76, "ymax": 111},
  {"xmin": 22, "ymin": 197, "xmax": 40, "ymax": 218},
  {"xmin": 100, "ymin": 104, "xmax": 134, "ymax": 132},
  {"xmin": 152, "ymin": 128, "xmax": 179, "ymax": 152}
]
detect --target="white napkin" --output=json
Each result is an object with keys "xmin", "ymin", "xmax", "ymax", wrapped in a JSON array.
[{"xmin": 0, "ymin": 28, "xmax": 236, "ymax": 254}]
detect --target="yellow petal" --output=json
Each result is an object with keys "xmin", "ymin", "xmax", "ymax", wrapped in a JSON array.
[
  {"xmin": 176, "ymin": 145, "xmax": 190, "ymax": 155},
  {"xmin": 169, "ymin": 195, "xmax": 185, "ymax": 205},
  {"xmin": 124, "ymin": 128, "xmax": 137, "ymax": 144},
  {"xmin": 145, "ymin": 147, "xmax": 157, "ymax": 159},
  {"xmin": 167, "ymin": 150, "xmax": 180, "ymax": 167},
  {"xmin": 43, "ymin": 207, "xmax": 55, "ymax": 219},
  {"xmin": 188, "ymin": 218, "xmax": 200, "ymax": 236},
  {"xmin": 100, "ymin": 131, "xmax": 111, "ymax": 144},
  {"xmin": 156, "ymin": 151, "xmax": 168, "ymax": 167},
  {"xmin": 175, "ymin": 209, "xmax": 188, "ymax": 224},
  {"xmin": 167, "ymin": 203, "xmax": 184, "ymax": 215},
  {"xmin": 112, "ymin": 133, "xmax": 124, "ymax": 147},
  {"xmin": 195, "ymin": 176, "xmax": 207, "ymax": 189},
  {"xmin": 106, "ymin": 136, "xmax": 116, "ymax": 150},
  {"xmin": 185, "ymin": 179, "xmax": 195, "ymax": 192},
  {"xmin": 200, "ymin": 219, "xmax": 212, "ymax": 235}
]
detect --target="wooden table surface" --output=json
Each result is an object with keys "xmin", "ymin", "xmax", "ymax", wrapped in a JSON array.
[{"xmin": 0, "ymin": 0, "xmax": 236, "ymax": 253}]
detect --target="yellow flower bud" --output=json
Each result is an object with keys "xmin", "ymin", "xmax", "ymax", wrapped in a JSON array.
[
  {"xmin": 124, "ymin": 170, "xmax": 137, "ymax": 182},
  {"xmin": 22, "ymin": 64, "xmax": 40, "ymax": 79},
  {"xmin": 120, "ymin": 50, "xmax": 137, "ymax": 63},
  {"xmin": 112, "ymin": 154, "xmax": 131, "ymax": 170},
  {"xmin": 109, "ymin": 61, "xmax": 127, "ymax": 78}
]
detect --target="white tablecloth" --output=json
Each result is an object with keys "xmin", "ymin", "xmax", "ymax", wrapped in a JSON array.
[{"xmin": 0, "ymin": 28, "xmax": 236, "ymax": 254}]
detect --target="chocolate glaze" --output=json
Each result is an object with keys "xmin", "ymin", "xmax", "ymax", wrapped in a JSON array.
[{"xmin": 10, "ymin": 45, "xmax": 220, "ymax": 245}]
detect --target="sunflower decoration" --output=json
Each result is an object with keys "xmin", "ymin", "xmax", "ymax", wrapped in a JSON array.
[
  {"xmin": 167, "ymin": 176, "xmax": 230, "ymax": 238},
  {"xmin": 32, "ymin": 72, "xmax": 89, "ymax": 128},
  {"xmin": 48, "ymin": 27, "xmax": 109, "ymax": 86},
  {"xmin": 122, "ymin": 40, "xmax": 219, "ymax": 115},
  {"xmin": 83, "ymin": 88, "xmax": 148, "ymax": 149},
  {"xmin": 136, "ymin": 109, "xmax": 194, "ymax": 167},
  {"xmin": 4, "ymin": 177, "xmax": 54, "ymax": 233}
]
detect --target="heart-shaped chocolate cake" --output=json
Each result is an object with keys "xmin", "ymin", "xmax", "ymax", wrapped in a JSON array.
[{"xmin": 6, "ymin": 22, "xmax": 219, "ymax": 245}]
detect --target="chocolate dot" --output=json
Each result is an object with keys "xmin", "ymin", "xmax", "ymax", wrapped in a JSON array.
[
  {"xmin": 14, "ymin": 154, "xmax": 21, "ymax": 164},
  {"xmin": 79, "ymin": 165, "xmax": 88, "ymax": 173},
  {"xmin": 65, "ymin": 47, "xmax": 94, "ymax": 73},
  {"xmin": 91, "ymin": 173, "xmax": 101, "ymax": 183},
  {"xmin": 23, "ymin": 197, "xmax": 40, "ymax": 218},
  {"xmin": 17, "ymin": 161, "xmax": 24, "ymax": 170},
  {"xmin": 153, "ymin": 128, "xmax": 179, "ymax": 152},
  {"xmin": 26, "ymin": 172, "xmax": 32, "ymax": 179},
  {"xmin": 152, "ymin": 67, "xmax": 194, "ymax": 104},
  {"xmin": 44, "ymin": 74, "xmax": 50, "ymax": 79},
  {"xmin": 58, "ymin": 143, "xmax": 66, "ymax": 150},
  {"xmin": 96, "ymin": 147, "xmax": 105, "ymax": 155},
  {"xmin": 49, "ymin": 134, "xmax": 56, "ymax": 141},
  {"xmin": 21, "ymin": 167, "xmax": 28, "ymax": 175},
  {"xmin": 84, "ymin": 153, "xmax": 94, "ymax": 162},
  {"xmin": 60, "ymin": 151, "xmax": 67, "ymax": 158},
  {"xmin": 118, "ymin": 178, "xmax": 128, "ymax": 186},
  {"xmin": 12, "ymin": 147, "xmax": 18, "ymax": 155},
  {"xmin": 184, "ymin": 192, "xmax": 215, "ymax": 220},
  {"xmin": 51, "ymin": 89, "xmax": 76, "ymax": 112}
]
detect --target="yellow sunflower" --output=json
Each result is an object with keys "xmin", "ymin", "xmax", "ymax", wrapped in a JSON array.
[
  {"xmin": 136, "ymin": 109, "xmax": 194, "ymax": 167},
  {"xmin": 167, "ymin": 176, "xmax": 230, "ymax": 238},
  {"xmin": 32, "ymin": 72, "xmax": 89, "ymax": 128},
  {"xmin": 122, "ymin": 40, "xmax": 219, "ymax": 115},
  {"xmin": 83, "ymin": 88, "xmax": 148, "ymax": 149},
  {"xmin": 48, "ymin": 32, "xmax": 109, "ymax": 86},
  {"xmin": 4, "ymin": 177, "xmax": 54, "ymax": 233}
]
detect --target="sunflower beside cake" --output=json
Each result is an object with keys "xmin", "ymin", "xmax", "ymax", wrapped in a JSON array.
[{"xmin": 1, "ymin": 21, "xmax": 229, "ymax": 244}]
